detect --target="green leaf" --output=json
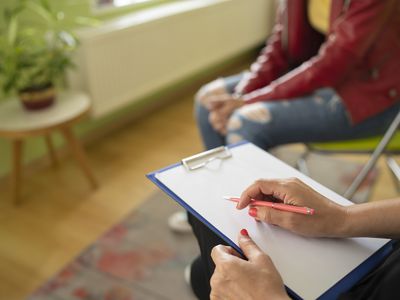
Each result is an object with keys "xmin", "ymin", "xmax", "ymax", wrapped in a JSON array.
[
  {"xmin": 26, "ymin": 1, "xmax": 55, "ymax": 24},
  {"xmin": 0, "ymin": 0, "xmax": 84, "ymax": 96},
  {"xmin": 39, "ymin": 0, "xmax": 51, "ymax": 12},
  {"xmin": 7, "ymin": 16, "xmax": 18, "ymax": 46}
]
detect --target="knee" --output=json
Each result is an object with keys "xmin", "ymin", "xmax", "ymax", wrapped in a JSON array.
[
  {"xmin": 226, "ymin": 111, "xmax": 246, "ymax": 144},
  {"xmin": 225, "ymin": 104, "xmax": 274, "ymax": 148},
  {"xmin": 194, "ymin": 86, "xmax": 206, "ymax": 107},
  {"xmin": 194, "ymin": 94, "xmax": 210, "ymax": 126}
]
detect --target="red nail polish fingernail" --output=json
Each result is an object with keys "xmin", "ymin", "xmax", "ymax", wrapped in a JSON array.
[
  {"xmin": 240, "ymin": 229, "xmax": 249, "ymax": 236},
  {"xmin": 248, "ymin": 207, "xmax": 258, "ymax": 218}
]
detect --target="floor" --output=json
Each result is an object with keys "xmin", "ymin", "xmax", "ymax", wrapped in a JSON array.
[
  {"xmin": 0, "ymin": 92, "xmax": 203, "ymax": 300},
  {"xmin": 0, "ymin": 80, "xmax": 398, "ymax": 300}
]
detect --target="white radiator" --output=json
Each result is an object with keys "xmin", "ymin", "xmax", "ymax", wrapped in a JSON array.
[{"xmin": 68, "ymin": 0, "xmax": 275, "ymax": 117}]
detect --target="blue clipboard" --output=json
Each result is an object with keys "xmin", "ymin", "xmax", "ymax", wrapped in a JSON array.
[{"xmin": 146, "ymin": 141, "xmax": 395, "ymax": 300}]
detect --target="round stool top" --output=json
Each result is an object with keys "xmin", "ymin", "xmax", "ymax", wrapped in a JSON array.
[{"xmin": 0, "ymin": 91, "xmax": 91, "ymax": 137}]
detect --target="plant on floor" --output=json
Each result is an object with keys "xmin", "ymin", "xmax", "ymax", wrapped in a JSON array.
[{"xmin": 0, "ymin": 0, "xmax": 96, "ymax": 109}]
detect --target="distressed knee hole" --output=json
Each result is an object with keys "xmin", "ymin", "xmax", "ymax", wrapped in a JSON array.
[
  {"xmin": 238, "ymin": 103, "xmax": 272, "ymax": 123},
  {"xmin": 227, "ymin": 115, "xmax": 242, "ymax": 131},
  {"xmin": 226, "ymin": 133, "xmax": 244, "ymax": 144},
  {"xmin": 314, "ymin": 96, "xmax": 324, "ymax": 105},
  {"xmin": 329, "ymin": 95, "xmax": 340, "ymax": 112}
]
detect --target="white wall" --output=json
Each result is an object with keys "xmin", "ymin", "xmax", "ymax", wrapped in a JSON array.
[{"xmin": 68, "ymin": 0, "xmax": 276, "ymax": 117}]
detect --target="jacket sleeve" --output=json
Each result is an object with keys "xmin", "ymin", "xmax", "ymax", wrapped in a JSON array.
[
  {"xmin": 234, "ymin": 3, "xmax": 289, "ymax": 95},
  {"xmin": 243, "ymin": 0, "xmax": 396, "ymax": 104}
]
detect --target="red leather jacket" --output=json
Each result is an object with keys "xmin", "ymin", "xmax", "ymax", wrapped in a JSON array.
[{"xmin": 236, "ymin": 0, "xmax": 400, "ymax": 124}]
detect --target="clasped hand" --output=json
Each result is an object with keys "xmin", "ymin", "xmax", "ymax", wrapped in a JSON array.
[{"xmin": 206, "ymin": 94, "xmax": 245, "ymax": 135}]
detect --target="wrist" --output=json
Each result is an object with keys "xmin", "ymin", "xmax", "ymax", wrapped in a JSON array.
[
  {"xmin": 334, "ymin": 205, "xmax": 354, "ymax": 238},
  {"xmin": 231, "ymin": 94, "xmax": 246, "ymax": 107},
  {"xmin": 232, "ymin": 92, "xmax": 243, "ymax": 101},
  {"xmin": 241, "ymin": 93, "xmax": 257, "ymax": 104}
]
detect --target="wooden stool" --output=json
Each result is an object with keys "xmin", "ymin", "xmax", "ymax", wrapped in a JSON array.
[{"xmin": 0, "ymin": 91, "xmax": 98, "ymax": 204}]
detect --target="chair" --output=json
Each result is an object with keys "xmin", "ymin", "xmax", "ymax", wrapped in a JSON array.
[{"xmin": 297, "ymin": 109, "xmax": 400, "ymax": 201}]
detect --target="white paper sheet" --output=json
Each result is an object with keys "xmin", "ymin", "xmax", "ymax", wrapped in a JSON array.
[{"xmin": 154, "ymin": 143, "xmax": 389, "ymax": 299}]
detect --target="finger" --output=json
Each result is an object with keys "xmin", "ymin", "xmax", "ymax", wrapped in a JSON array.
[
  {"xmin": 223, "ymin": 99, "xmax": 244, "ymax": 115},
  {"xmin": 209, "ymin": 113, "xmax": 225, "ymax": 132},
  {"xmin": 211, "ymin": 245, "xmax": 240, "ymax": 264},
  {"xmin": 251, "ymin": 206, "xmax": 306, "ymax": 234},
  {"xmin": 206, "ymin": 96, "xmax": 228, "ymax": 110},
  {"xmin": 209, "ymin": 110, "xmax": 227, "ymax": 124},
  {"xmin": 220, "ymin": 102, "xmax": 236, "ymax": 117},
  {"xmin": 248, "ymin": 206, "xmax": 261, "ymax": 221},
  {"xmin": 206, "ymin": 100, "xmax": 219, "ymax": 110},
  {"xmin": 210, "ymin": 290, "xmax": 225, "ymax": 300},
  {"xmin": 237, "ymin": 229, "xmax": 265, "ymax": 262},
  {"xmin": 213, "ymin": 120, "xmax": 226, "ymax": 134},
  {"xmin": 238, "ymin": 179, "xmax": 292, "ymax": 209},
  {"xmin": 198, "ymin": 90, "xmax": 227, "ymax": 107},
  {"xmin": 215, "ymin": 245, "xmax": 241, "ymax": 256},
  {"xmin": 198, "ymin": 79, "xmax": 228, "ymax": 100},
  {"xmin": 237, "ymin": 181, "xmax": 267, "ymax": 209},
  {"xmin": 249, "ymin": 206, "xmax": 286, "ymax": 226},
  {"xmin": 208, "ymin": 111, "xmax": 218, "ymax": 124},
  {"xmin": 216, "ymin": 127, "xmax": 226, "ymax": 135},
  {"xmin": 227, "ymin": 246, "xmax": 241, "ymax": 258},
  {"xmin": 210, "ymin": 115, "xmax": 228, "ymax": 134},
  {"xmin": 218, "ymin": 126, "xmax": 227, "ymax": 135}
]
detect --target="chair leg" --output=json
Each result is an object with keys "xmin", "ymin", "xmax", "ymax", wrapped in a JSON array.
[
  {"xmin": 297, "ymin": 147, "xmax": 310, "ymax": 175},
  {"xmin": 386, "ymin": 156, "xmax": 400, "ymax": 193},
  {"xmin": 60, "ymin": 126, "xmax": 98, "ymax": 189},
  {"xmin": 386, "ymin": 156, "xmax": 400, "ymax": 181},
  {"xmin": 12, "ymin": 139, "xmax": 23, "ymax": 205},
  {"xmin": 344, "ymin": 110, "xmax": 400, "ymax": 200}
]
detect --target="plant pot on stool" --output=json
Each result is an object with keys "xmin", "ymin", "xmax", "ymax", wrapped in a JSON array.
[{"xmin": 18, "ymin": 82, "xmax": 56, "ymax": 110}]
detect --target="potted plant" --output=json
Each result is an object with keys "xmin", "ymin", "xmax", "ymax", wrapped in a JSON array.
[{"xmin": 0, "ymin": 0, "xmax": 80, "ymax": 110}]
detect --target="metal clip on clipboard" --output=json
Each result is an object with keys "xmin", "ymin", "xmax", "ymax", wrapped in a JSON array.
[{"xmin": 182, "ymin": 146, "xmax": 232, "ymax": 171}]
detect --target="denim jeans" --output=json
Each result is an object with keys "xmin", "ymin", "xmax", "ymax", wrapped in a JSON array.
[{"xmin": 195, "ymin": 73, "xmax": 400, "ymax": 150}]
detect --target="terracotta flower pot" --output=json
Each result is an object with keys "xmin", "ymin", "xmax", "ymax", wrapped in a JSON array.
[{"xmin": 18, "ymin": 83, "xmax": 56, "ymax": 110}]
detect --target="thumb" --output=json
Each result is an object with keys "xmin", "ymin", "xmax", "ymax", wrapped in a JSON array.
[
  {"xmin": 211, "ymin": 245, "xmax": 240, "ymax": 265},
  {"xmin": 238, "ymin": 229, "xmax": 264, "ymax": 261}
]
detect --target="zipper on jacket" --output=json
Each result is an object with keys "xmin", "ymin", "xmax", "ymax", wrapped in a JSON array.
[
  {"xmin": 282, "ymin": 0, "xmax": 289, "ymax": 53},
  {"xmin": 343, "ymin": 0, "xmax": 351, "ymax": 13}
]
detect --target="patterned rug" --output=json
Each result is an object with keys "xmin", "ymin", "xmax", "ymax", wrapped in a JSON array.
[
  {"xmin": 28, "ymin": 195, "xmax": 199, "ymax": 300},
  {"xmin": 27, "ymin": 148, "xmax": 377, "ymax": 300}
]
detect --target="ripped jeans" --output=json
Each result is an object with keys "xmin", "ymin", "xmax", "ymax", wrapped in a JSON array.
[{"xmin": 195, "ymin": 73, "xmax": 400, "ymax": 150}]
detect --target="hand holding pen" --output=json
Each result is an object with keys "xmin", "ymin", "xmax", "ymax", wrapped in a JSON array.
[
  {"xmin": 224, "ymin": 197, "xmax": 315, "ymax": 215},
  {"xmin": 232, "ymin": 178, "xmax": 349, "ymax": 238}
]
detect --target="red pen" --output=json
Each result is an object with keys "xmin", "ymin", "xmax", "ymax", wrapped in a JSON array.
[{"xmin": 223, "ymin": 196, "xmax": 315, "ymax": 216}]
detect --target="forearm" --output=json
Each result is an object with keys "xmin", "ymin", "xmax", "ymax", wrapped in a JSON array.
[
  {"xmin": 243, "ymin": 0, "xmax": 396, "ymax": 104},
  {"xmin": 340, "ymin": 198, "xmax": 400, "ymax": 239}
]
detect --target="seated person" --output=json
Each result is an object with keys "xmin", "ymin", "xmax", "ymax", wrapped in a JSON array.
[
  {"xmin": 169, "ymin": 0, "xmax": 400, "ymax": 233},
  {"xmin": 208, "ymin": 178, "xmax": 400, "ymax": 300},
  {"xmin": 197, "ymin": 0, "xmax": 400, "ymax": 150}
]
